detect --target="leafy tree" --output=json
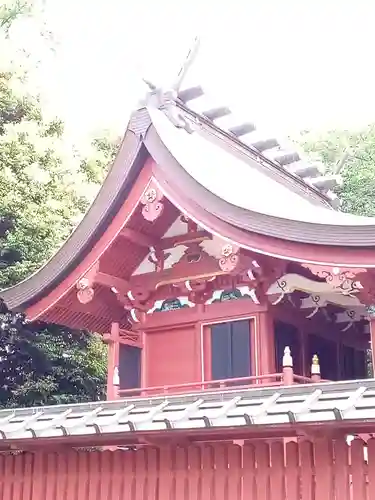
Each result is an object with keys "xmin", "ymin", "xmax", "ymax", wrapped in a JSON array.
[
  {"xmin": 0, "ymin": 1, "xmax": 31, "ymax": 35},
  {"xmin": 0, "ymin": 299, "xmax": 107, "ymax": 407},
  {"xmin": 0, "ymin": 0, "xmax": 114, "ymax": 407},
  {"xmin": 0, "ymin": 69, "xmax": 119, "ymax": 288},
  {"xmin": 294, "ymin": 125, "xmax": 375, "ymax": 216}
]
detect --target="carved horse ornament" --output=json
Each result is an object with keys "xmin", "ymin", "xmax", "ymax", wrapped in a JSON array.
[{"xmin": 267, "ymin": 272, "xmax": 365, "ymax": 307}]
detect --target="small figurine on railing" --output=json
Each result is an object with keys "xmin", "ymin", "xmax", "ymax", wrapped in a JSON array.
[
  {"xmin": 113, "ymin": 366, "xmax": 120, "ymax": 399},
  {"xmin": 282, "ymin": 346, "xmax": 294, "ymax": 385},
  {"xmin": 311, "ymin": 354, "xmax": 321, "ymax": 383}
]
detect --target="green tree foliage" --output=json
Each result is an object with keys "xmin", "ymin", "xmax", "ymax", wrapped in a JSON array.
[
  {"xmin": 0, "ymin": 1, "xmax": 115, "ymax": 407},
  {"xmin": 0, "ymin": 299, "xmax": 107, "ymax": 407},
  {"xmin": 294, "ymin": 125, "xmax": 375, "ymax": 216},
  {"xmin": 0, "ymin": 1, "xmax": 31, "ymax": 35},
  {"xmin": 0, "ymin": 70, "xmax": 119, "ymax": 288}
]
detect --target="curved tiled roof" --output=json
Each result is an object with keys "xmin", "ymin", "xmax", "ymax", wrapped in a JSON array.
[
  {"xmin": 3, "ymin": 87, "xmax": 375, "ymax": 312},
  {"xmin": 177, "ymin": 85, "xmax": 341, "ymax": 207}
]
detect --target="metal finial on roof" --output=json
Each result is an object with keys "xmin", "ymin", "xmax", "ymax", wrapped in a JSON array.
[
  {"xmin": 172, "ymin": 35, "xmax": 201, "ymax": 92},
  {"xmin": 142, "ymin": 78, "xmax": 157, "ymax": 91},
  {"xmin": 334, "ymin": 148, "xmax": 353, "ymax": 174}
]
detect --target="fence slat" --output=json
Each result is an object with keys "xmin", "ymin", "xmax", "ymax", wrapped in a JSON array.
[
  {"xmin": 97, "ymin": 451, "xmax": 112, "ymax": 500},
  {"xmin": 213, "ymin": 444, "xmax": 228, "ymax": 500},
  {"xmin": 146, "ymin": 448, "xmax": 159, "ymax": 500},
  {"xmin": 243, "ymin": 443, "xmax": 256, "ymax": 500},
  {"xmin": 227, "ymin": 444, "xmax": 242, "ymax": 500},
  {"xmin": 187, "ymin": 446, "xmax": 200, "ymax": 500},
  {"xmin": 123, "ymin": 450, "xmax": 135, "ymax": 500},
  {"xmin": 367, "ymin": 439, "xmax": 375, "ymax": 500},
  {"xmin": 175, "ymin": 447, "xmax": 188, "ymax": 500},
  {"xmin": 300, "ymin": 441, "xmax": 314, "ymax": 500},
  {"xmin": 255, "ymin": 441, "xmax": 270, "ymax": 500},
  {"xmin": 351, "ymin": 439, "xmax": 367, "ymax": 500},
  {"xmin": 285, "ymin": 441, "xmax": 299, "ymax": 500},
  {"xmin": 76, "ymin": 452, "xmax": 89, "ymax": 500},
  {"xmin": 270, "ymin": 442, "xmax": 285, "ymax": 500},
  {"xmin": 12, "ymin": 453, "xmax": 24, "ymax": 500},
  {"xmin": 22, "ymin": 453, "xmax": 33, "ymax": 500},
  {"xmin": 201, "ymin": 445, "xmax": 214, "ymax": 500},
  {"xmin": 314, "ymin": 439, "xmax": 334, "ymax": 500},
  {"xmin": 334, "ymin": 439, "xmax": 350, "ymax": 500},
  {"xmin": 134, "ymin": 448, "xmax": 147, "ymax": 500},
  {"xmin": 159, "ymin": 447, "xmax": 174, "ymax": 500},
  {"xmin": 87, "ymin": 452, "xmax": 100, "ymax": 500},
  {"xmin": 56, "ymin": 452, "xmax": 69, "ymax": 500}
]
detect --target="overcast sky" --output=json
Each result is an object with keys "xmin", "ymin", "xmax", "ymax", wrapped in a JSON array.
[{"xmin": 16, "ymin": 0, "xmax": 375, "ymax": 140}]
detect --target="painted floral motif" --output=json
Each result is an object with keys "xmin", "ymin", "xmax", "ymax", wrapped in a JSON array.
[
  {"xmin": 141, "ymin": 183, "xmax": 164, "ymax": 222},
  {"xmin": 218, "ymin": 243, "xmax": 240, "ymax": 273}
]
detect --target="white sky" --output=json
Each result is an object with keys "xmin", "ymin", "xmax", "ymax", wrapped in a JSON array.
[{"xmin": 13, "ymin": 0, "xmax": 375, "ymax": 140}]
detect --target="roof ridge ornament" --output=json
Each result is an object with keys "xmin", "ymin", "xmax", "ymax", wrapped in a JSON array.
[
  {"xmin": 137, "ymin": 36, "xmax": 201, "ymax": 133},
  {"xmin": 171, "ymin": 35, "xmax": 201, "ymax": 92}
]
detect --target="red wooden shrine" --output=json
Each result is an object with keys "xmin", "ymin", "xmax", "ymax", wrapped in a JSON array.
[{"xmin": 2, "ymin": 83, "xmax": 375, "ymax": 499}]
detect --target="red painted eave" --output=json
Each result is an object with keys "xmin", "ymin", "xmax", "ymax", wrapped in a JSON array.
[{"xmin": 24, "ymin": 159, "xmax": 154, "ymax": 330}]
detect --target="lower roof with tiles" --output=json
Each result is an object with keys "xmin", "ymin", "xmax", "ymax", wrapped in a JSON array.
[{"xmin": 0, "ymin": 379, "xmax": 374, "ymax": 449}]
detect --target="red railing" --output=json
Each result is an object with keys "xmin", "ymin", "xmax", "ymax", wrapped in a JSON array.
[
  {"xmin": 117, "ymin": 371, "xmax": 321, "ymax": 398},
  {"xmin": 114, "ymin": 348, "xmax": 329, "ymax": 399}
]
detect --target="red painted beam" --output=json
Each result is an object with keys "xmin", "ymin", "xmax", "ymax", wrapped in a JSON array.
[
  {"xmin": 120, "ymin": 227, "xmax": 157, "ymax": 248},
  {"xmin": 120, "ymin": 227, "xmax": 211, "ymax": 251}
]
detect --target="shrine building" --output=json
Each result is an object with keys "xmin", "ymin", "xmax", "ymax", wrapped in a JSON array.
[
  {"xmin": 1, "ymin": 83, "xmax": 375, "ymax": 499},
  {"xmin": 3, "ymin": 84, "xmax": 375, "ymax": 397}
]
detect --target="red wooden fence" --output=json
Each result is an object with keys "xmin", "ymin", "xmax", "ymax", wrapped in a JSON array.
[{"xmin": 0, "ymin": 438, "xmax": 373, "ymax": 499}]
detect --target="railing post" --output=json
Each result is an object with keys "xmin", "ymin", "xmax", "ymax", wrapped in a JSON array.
[
  {"xmin": 282, "ymin": 346, "xmax": 294, "ymax": 385},
  {"xmin": 113, "ymin": 366, "xmax": 120, "ymax": 398},
  {"xmin": 311, "ymin": 354, "xmax": 321, "ymax": 383},
  {"xmin": 103, "ymin": 322, "xmax": 120, "ymax": 400}
]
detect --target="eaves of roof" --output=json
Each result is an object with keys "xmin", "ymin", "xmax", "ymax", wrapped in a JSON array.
[{"xmin": 0, "ymin": 125, "xmax": 147, "ymax": 311}]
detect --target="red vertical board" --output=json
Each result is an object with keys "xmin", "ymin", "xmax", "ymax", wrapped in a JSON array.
[
  {"xmin": 255, "ymin": 442, "xmax": 270, "ymax": 500},
  {"xmin": 187, "ymin": 446, "xmax": 200, "ymax": 500},
  {"xmin": 333, "ymin": 439, "xmax": 350, "ymax": 500},
  {"xmin": 227, "ymin": 444, "xmax": 242, "ymax": 500},
  {"xmin": 243, "ymin": 443, "xmax": 256, "ymax": 500},
  {"xmin": 285, "ymin": 441, "xmax": 299, "ymax": 500},
  {"xmin": 270, "ymin": 442, "xmax": 285, "ymax": 500},
  {"xmin": 351, "ymin": 439, "xmax": 367, "ymax": 500},
  {"xmin": 314, "ymin": 439, "xmax": 334, "ymax": 500}
]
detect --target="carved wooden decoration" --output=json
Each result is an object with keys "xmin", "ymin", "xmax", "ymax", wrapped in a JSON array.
[
  {"xmin": 141, "ymin": 182, "xmax": 164, "ymax": 222},
  {"xmin": 218, "ymin": 243, "xmax": 240, "ymax": 273},
  {"xmin": 119, "ymin": 329, "xmax": 143, "ymax": 348},
  {"xmin": 302, "ymin": 264, "xmax": 366, "ymax": 296},
  {"xmin": 76, "ymin": 261, "xmax": 100, "ymax": 304}
]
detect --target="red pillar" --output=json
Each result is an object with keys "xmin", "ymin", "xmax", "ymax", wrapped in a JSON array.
[
  {"xmin": 257, "ymin": 310, "xmax": 276, "ymax": 382},
  {"xmin": 369, "ymin": 317, "xmax": 375, "ymax": 377},
  {"xmin": 103, "ymin": 322, "xmax": 120, "ymax": 400}
]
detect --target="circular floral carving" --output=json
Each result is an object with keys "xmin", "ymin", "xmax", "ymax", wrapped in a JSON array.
[
  {"xmin": 142, "ymin": 201, "xmax": 164, "ymax": 222},
  {"xmin": 145, "ymin": 188, "xmax": 157, "ymax": 203},
  {"xmin": 222, "ymin": 244, "xmax": 233, "ymax": 257},
  {"xmin": 77, "ymin": 287, "xmax": 94, "ymax": 304},
  {"xmin": 219, "ymin": 254, "xmax": 239, "ymax": 273}
]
